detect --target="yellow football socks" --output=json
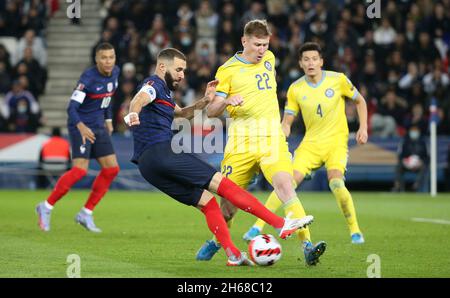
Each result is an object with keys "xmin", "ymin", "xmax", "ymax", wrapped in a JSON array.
[{"xmin": 329, "ymin": 178, "xmax": 361, "ymax": 235}]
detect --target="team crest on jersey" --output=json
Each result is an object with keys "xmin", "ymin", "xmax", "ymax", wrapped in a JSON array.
[
  {"xmin": 107, "ymin": 82, "xmax": 113, "ymax": 92},
  {"xmin": 325, "ymin": 88, "xmax": 334, "ymax": 98},
  {"xmin": 264, "ymin": 61, "xmax": 272, "ymax": 71}
]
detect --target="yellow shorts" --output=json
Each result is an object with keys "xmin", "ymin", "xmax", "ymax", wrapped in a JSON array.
[
  {"xmin": 221, "ymin": 135, "xmax": 293, "ymax": 188},
  {"xmin": 293, "ymin": 141, "xmax": 348, "ymax": 177}
]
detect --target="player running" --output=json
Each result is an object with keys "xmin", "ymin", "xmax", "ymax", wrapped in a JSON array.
[
  {"xmin": 243, "ymin": 42, "xmax": 368, "ymax": 245},
  {"xmin": 124, "ymin": 47, "xmax": 314, "ymax": 266},
  {"xmin": 196, "ymin": 20, "xmax": 326, "ymax": 266},
  {"xmin": 36, "ymin": 43, "xmax": 120, "ymax": 233}
]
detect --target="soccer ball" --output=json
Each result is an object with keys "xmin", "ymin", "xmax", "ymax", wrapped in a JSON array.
[
  {"xmin": 248, "ymin": 234, "xmax": 282, "ymax": 266},
  {"xmin": 403, "ymin": 154, "xmax": 422, "ymax": 170}
]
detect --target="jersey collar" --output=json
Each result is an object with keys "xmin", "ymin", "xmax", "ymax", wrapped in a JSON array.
[
  {"xmin": 234, "ymin": 52, "xmax": 252, "ymax": 64},
  {"xmin": 305, "ymin": 70, "xmax": 326, "ymax": 88}
]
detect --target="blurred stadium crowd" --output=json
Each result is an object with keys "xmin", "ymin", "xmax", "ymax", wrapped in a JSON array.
[{"xmin": 0, "ymin": 0, "xmax": 449, "ymax": 138}]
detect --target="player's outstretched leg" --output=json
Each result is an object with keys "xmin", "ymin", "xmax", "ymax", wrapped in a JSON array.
[
  {"xmin": 214, "ymin": 176, "xmax": 313, "ymax": 239},
  {"xmin": 199, "ymin": 196, "xmax": 254, "ymax": 266},
  {"xmin": 197, "ymin": 175, "xmax": 314, "ymax": 261}
]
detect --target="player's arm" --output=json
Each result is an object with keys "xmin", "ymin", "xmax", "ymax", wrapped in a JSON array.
[
  {"xmin": 175, "ymin": 79, "xmax": 218, "ymax": 119},
  {"xmin": 124, "ymin": 83, "xmax": 156, "ymax": 126},
  {"xmin": 341, "ymin": 74, "xmax": 368, "ymax": 145},
  {"xmin": 67, "ymin": 87, "xmax": 96, "ymax": 144},
  {"xmin": 281, "ymin": 113, "xmax": 296, "ymax": 138},
  {"xmin": 353, "ymin": 93, "xmax": 368, "ymax": 145},
  {"xmin": 104, "ymin": 104, "xmax": 113, "ymax": 135},
  {"xmin": 282, "ymin": 84, "xmax": 299, "ymax": 138},
  {"xmin": 206, "ymin": 94, "xmax": 243, "ymax": 117}
]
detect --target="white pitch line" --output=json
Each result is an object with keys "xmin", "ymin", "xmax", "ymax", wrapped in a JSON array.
[{"xmin": 411, "ymin": 218, "xmax": 450, "ymax": 225}]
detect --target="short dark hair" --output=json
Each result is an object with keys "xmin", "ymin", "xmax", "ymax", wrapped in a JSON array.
[
  {"xmin": 298, "ymin": 42, "xmax": 322, "ymax": 59},
  {"xmin": 95, "ymin": 42, "xmax": 114, "ymax": 53},
  {"xmin": 244, "ymin": 19, "xmax": 271, "ymax": 38},
  {"xmin": 51, "ymin": 127, "xmax": 61, "ymax": 137},
  {"xmin": 157, "ymin": 48, "xmax": 186, "ymax": 62}
]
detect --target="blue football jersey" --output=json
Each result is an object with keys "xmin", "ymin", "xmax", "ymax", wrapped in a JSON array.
[
  {"xmin": 131, "ymin": 74, "xmax": 176, "ymax": 163},
  {"xmin": 68, "ymin": 65, "xmax": 120, "ymax": 129}
]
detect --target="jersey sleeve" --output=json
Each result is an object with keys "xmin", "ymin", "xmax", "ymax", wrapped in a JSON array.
[
  {"xmin": 70, "ymin": 72, "xmax": 90, "ymax": 104},
  {"xmin": 340, "ymin": 74, "xmax": 359, "ymax": 101},
  {"xmin": 215, "ymin": 66, "xmax": 232, "ymax": 98},
  {"xmin": 284, "ymin": 84, "xmax": 300, "ymax": 116}
]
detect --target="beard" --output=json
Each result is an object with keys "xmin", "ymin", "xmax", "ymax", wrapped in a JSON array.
[{"xmin": 165, "ymin": 71, "xmax": 179, "ymax": 91}]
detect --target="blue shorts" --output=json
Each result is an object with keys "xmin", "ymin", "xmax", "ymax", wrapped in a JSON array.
[
  {"xmin": 137, "ymin": 141, "xmax": 217, "ymax": 206},
  {"xmin": 69, "ymin": 127, "xmax": 115, "ymax": 159}
]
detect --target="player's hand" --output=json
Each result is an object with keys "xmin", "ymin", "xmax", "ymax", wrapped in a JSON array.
[
  {"xmin": 204, "ymin": 79, "xmax": 219, "ymax": 102},
  {"xmin": 124, "ymin": 112, "xmax": 140, "ymax": 126},
  {"xmin": 356, "ymin": 127, "xmax": 368, "ymax": 145},
  {"xmin": 77, "ymin": 122, "xmax": 96, "ymax": 144},
  {"xmin": 225, "ymin": 95, "xmax": 244, "ymax": 107},
  {"xmin": 105, "ymin": 120, "xmax": 113, "ymax": 135}
]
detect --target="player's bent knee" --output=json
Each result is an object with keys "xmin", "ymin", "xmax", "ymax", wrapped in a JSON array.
[
  {"xmin": 72, "ymin": 167, "xmax": 88, "ymax": 180},
  {"xmin": 102, "ymin": 166, "xmax": 120, "ymax": 179},
  {"xmin": 329, "ymin": 178, "xmax": 345, "ymax": 191}
]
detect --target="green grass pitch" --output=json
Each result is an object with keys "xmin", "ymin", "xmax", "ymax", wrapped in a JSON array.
[{"xmin": 0, "ymin": 190, "xmax": 449, "ymax": 278}]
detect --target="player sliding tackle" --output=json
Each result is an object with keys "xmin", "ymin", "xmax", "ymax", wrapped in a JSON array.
[{"xmin": 124, "ymin": 47, "xmax": 314, "ymax": 266}]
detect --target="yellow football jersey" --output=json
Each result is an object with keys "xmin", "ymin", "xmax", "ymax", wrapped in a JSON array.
[
  {"xmin": 215, "ymin": 50, "xmax": 283, "ymax": 136},
  {"xmin": 285, "ymin": 71, "xmax": 359, "ymax": 143}
]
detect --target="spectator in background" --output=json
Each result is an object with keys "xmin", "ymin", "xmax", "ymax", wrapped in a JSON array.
[
  {"xmin": 398, "ymin": 62, "xmax": 421, "ymax": 95},
  {"xmin": 146, "ymin": 14, "xmax": 171, "ymax": 61},
  {"xmin": 415, "ymin": 31, "xmax": 440, "ymax": 65},
  {"xmin": 0, "ymin": 61, "xmax": 12, "ymax": 94},
  {"xmin": 0, "ymin": 1, "xmax": 21, "ymax": 37},
  {"xmin": 404, "ymin": 102, "xmax": 428, "ymax": 135},
  {"xmin": 17, "ymin": 47, "xmax": 46, "ymax": 96},
  {"xmin": 36, "ymin": 127, "xmax": 71, "ymax": 189},
  {"xmin": 422, "ymin": 66, "xmax": 450, "ymax": 95},
  {"xmin": 16, "ymin": 29, "xmax": 47, "ymax": 67},
  {"xmin": 392, "ymin": 125, "xmax": 429, "ymax": 192},
  {"xmin": 173, "ymin": 18, "xmax": 196, "ymax": 55},
  {"xmin": 176, "ymin": 2, "xmax": 194, "ymax": 24},
  {"xmin": 374, "ymin": 18, "xmax": 397, "ymax": 47},
  {"xmin": 241, "ymin": 1, "xmax": 266, "ymax": 26},
  {"xmin": 0, "ymin": 44, "xmax": 12, "ymax": 73},
  {"xmin": 371, "ymin": 88, "xmax": 408, "ymax": 138},
  {"xmin": 3, "ymin": 79, "xmax": 41, "ymax": 132}
]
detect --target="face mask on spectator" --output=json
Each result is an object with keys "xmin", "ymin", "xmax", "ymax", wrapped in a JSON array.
[
  {"xmin": 200, "ymin": 49, "xmax": 209, "ymax": 57},
  {"xmin": 409, "ymin": 130, "xmax": 420, "ymax": 140},
  {"xmin": 289, "ymin": 69, "xmax": 300, "ymax": 78},
  {"xmin": 181, "ymin": 36, "xmax": 192, "ymax": 46},
  {"xmin": 17, "ymin": 104, "xmax": 28, "ymax": 114}
]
